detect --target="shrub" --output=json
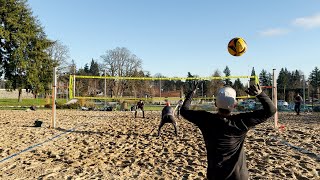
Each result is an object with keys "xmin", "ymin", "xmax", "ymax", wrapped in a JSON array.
[
  {"xmin": 67, "ymin": 103, "xmax": 81, "ymax": 109},
  {"xmin": 56, "ymin": 102, "xmax": 64, "ymax": 109},
  {"xmin": 44, "ymin": 104, "xmax": 51, "ymax": 108},
  {"xmin": 44, "ymin": 102, "xmax": 80, "ymax": 109}
]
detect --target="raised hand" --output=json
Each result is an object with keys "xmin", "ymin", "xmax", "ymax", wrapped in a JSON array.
[
  {"xmin": 192, "ymin": 80, "xmax": 203, "ymax": 93},
  {"xmin": 245, "ymin": 84, "xmax": 262, "ymax": 96}
]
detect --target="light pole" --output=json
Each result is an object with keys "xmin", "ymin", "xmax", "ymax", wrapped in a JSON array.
[
  {"xmin": 159, "ymin": 79, "xmax": 161, "ymax": 98},
  {"xmin": 306, "ymin": 80, "xmax": 310, "ymax": 101},
  {"xmin": 104, "ymin": 69, "xmax": 107, "ymax": 106},
  {"xmin": 302, "ymin": 75, "xmax": 306, "ymax": 110}
]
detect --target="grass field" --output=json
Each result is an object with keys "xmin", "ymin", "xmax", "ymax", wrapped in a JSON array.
[
  {"xmin": 0, "ymin": 99, "xmax": 67, "ymax": 107},
  {"xmin": 1, "ymin": 98, "xmax": 318, "ymax": 112},
  {"xmin": 0, "ymin": 98, "xmax": 164, "ymax": 111}
]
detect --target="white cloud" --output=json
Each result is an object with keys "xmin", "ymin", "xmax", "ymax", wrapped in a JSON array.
[
  {"xmin": 259, "ymin": 28, "xmax": 290, "ymax": 37},
  {"xmin": 292, "ymin": 13, "xmax": 320, "ymax": 29}
]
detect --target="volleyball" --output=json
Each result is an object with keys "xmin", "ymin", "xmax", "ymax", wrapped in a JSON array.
[{"xmin": 227, "ymin": 37, "xmax": 247, "ymax": 56}]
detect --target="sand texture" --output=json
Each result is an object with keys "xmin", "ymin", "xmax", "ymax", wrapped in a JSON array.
[{"xmin": 0, "ymin": 110, "xmax": 319, "ymax": 179}]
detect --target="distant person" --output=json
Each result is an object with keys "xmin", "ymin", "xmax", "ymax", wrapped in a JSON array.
[
  {"xmin": 158, "ymin": 102, "xmax": 178, "ymax": 136},
  {"xmin": 30, "ymin": 105, "xmax": 36, "ymax": 111},
  {"xmin": 175, "ymin": 99, "xmax": 184, "ymax": 119},
  {"xmin": 135, "ymin": 100, "xmax": 145, "ymax": 118},
  {"xmin": 294, "ymin": 93, "xmax": 303, "ymax": 115},
  {"xmin": 181, "ymin": 83, "xmax": 276, "ymax": 179},
  {"xmin": 130, "ymin": 105, "xmax": 136, "ymax": 111}
]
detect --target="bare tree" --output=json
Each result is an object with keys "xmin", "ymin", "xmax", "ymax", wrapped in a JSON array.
[
  {"xmin": 208, "ymin": 69, "xmax": 224, "ymax": 96},
  {"xmin": 46, "ymin": 40, "xmax": 70, "ymax": 74},
  {"xmin": 101, "ymin": 47, "xmax": 143, "ymax": 97},
  {"xmin": 101, "ymin": 47, "xmax": 142, "ymax": 76},
  {"xmin": 46, "ymin": 40, "xmax": 70, "ymax": 99}
]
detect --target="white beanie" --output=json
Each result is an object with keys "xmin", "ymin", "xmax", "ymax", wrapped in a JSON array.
[{"xmin": 216, "ymin": 87, "xmax": 237, "ymax": 110}]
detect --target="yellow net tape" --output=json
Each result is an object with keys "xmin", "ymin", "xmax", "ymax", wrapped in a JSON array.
[{"xmin": 69, "ymin": 75, "xmax": 259, "ymax": 100}]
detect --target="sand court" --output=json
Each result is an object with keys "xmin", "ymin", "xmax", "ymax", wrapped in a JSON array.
[{"xmin": 0, "ymin": 110, "xmax": 319, "ymax": 179}]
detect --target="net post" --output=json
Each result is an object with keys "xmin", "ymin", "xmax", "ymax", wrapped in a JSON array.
[
  {"xmin": 69, "ymin": 75, "xmax": 73, "ymax": 99},
  {"xmin": 104, "ymin": 69, "xmax": 107, "ymax": 106},
  {"xmin": 73, "ymin": 74, "xmax": 76, "ymax": 98},
  {"xmin": 272, "ymin": 69, "xmax": 278, "ymax": 129},
  {"xmin": 302, "ymin": 75, "xmax": 306, "ymax": 110},
  {"xmin": 52, "ymin": 67, "xmax": 57, "ymax": 129}
]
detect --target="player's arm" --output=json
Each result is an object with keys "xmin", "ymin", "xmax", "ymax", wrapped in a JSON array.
[
  {"xmin": 180, "ymin": 82, "xmax": 212, "ymax": 126},
  {"xmin": 173, "ymin": 104, "xmax": 179, "ymax": 115},
  {"xmin": 236, "ymin": 84, "xmax": 276, "ymax": 129}
]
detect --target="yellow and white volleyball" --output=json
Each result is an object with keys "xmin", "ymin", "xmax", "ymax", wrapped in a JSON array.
[{"xmin": 227, "ymin": 37, "xmax": 247, "ymax": 56}]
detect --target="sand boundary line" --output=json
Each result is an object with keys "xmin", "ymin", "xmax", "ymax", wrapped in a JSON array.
[
  {"xmin": 0, "ymin": 123, "xmax": 87, "ymax": 164},
  {"xmin": 253, "ymin": 129, "xmax": 320, "ymax": 162}
]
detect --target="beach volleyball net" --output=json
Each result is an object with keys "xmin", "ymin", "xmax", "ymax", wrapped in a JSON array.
[{"xmin": 68, "ymin": 75, "xmax": 260, "ymax": 111}]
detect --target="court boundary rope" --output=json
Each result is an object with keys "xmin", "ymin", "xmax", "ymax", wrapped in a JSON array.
[
  {"xmin": 253, "ymin": 129, "xmax": 320, "ymax": 162},
  {"xmin": 0, "ymin": 125, "xmax": 82, "ymax": 164}
]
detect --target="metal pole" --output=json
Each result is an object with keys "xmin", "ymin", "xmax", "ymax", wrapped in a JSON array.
[
  {"xmin": 159, "ymin": 79, "xmax": 161, "ymax": 98},
  {"xmin": 303, "ymin": 75, "xmax": 306, "ymax": 111},
  {"xmin": 202, "ymin": 83, "xmax": 204, "ymax": 98},
  {"xmin": 272, "ymin": 69, "xmax": 278, "ymax": 129},
  {"xmin": 66, "ymin": 84, "xmax": 68, "ymax": 102},
  {"xmin": 104, "ymin": 69, "xmax": 107, "ymax": 106},
  {"xmin": 73, "ymin": 75, "xmax": 76, "ymax": 97},
  {"xmin": 306, "ymin": 81, "xmax": 310, "ymax": 102},
  {"xmin": 52, "ymin": 67, "xmax": 57, "ymax": 129}
]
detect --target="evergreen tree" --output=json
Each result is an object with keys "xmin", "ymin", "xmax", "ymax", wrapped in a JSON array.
[
  {"xmin": 233, "ymin": 78, "xmax": 245, "ymax": 96},
  {"xmin": 277, "ymin": 68, "xmax": 290, "ymax": 100},
  {"xmin": 27, "ymin": 34, "xmax": 54, "ymax": 98},
  {"xmin": 1, "ymin": 0, "xmax": 53, "ymax": 101},
  {"xmin": 259, "ymin": 69, "xmax": 272, "ymax": 86},
  {"xmin": 309, "ymin": 67, "xmax": 320, "ymax": 97},
  {"xmin": 250, "ymin": 67, "xmax": 256, "ymax": 85},
  {"xmin": 223, "ymin": 66, "xmax": 232, "ymax": 86},
  {"xmin": 259, "ymin": 69, "xmax": 272, "ymax": 95},
  {"xmin": 89, "ymin": 59, "xmax": 100, "ymax": 76},
  {"xmin": 290, "ymin": 70, "xmax": 303, "ymax": 92},
  {"xmin": 83, "ymin": 64, "xmax": 90, "ymax": 75}
]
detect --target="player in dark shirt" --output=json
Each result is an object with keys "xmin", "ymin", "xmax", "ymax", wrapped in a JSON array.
[
  {"xmin": 181, "ymin": 83, "xmax": 276, "ymax": 180},
  {"xmin": 135, "ymin": 100, "xmax": 145, "ymax": 118},
  {"xmin": 158, "ymin": 102, "xmax": 178, "ymax": 136},
  {"xmin": 294, "ymin": 93, "xmax": 303, "ymax": 115}
]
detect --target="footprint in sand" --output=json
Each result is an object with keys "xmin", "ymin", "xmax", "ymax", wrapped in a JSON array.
[{"xmin": 291, "ymin": 130, "xmax": 305, "ymax": 134}]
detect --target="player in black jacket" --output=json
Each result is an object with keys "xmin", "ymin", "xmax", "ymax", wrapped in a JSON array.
[
  {"xmin": 135, "ymin": 100, "xmax": 145, "ymax": 118},
  {"xmin": 181, "ymin": 83, "xmax": 276, "ymax": 180},
  {"xmin": 158, "ymin": 102, "xmax": 178, "ymax": 136}
]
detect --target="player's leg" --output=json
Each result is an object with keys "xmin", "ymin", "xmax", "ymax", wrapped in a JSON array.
[
  {"xmin": 158, "ymin": 119, "xmax": 165, "ymax": 136},
  {"xmin": 142, "ymin": 108, "xmax": 145, "ymax": 118},
  {"xmin": 170, "ymin": 115, "xmax": 178, "ymax": 136}
]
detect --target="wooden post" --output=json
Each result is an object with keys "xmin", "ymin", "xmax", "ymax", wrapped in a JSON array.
[
  {"xmin": 52, "ymin": 67, "xmax": 57, "ymax": 129},
  {"xmin": 272, "ymin": 69, "xmax": 278, "ymax": 128},
  {"xmin": 104, "ymin": 69, "xmax": 107, "ymax": 106},
  {"xmin": 303, "ymin": 75, "xmax": 306, "ymax": 110}
]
